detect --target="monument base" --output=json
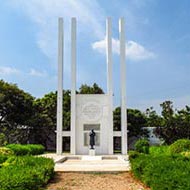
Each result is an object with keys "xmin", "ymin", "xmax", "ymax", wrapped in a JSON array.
[{"xmin": 89, "ymin": 149, "xmax": 95, "ymax": 156}]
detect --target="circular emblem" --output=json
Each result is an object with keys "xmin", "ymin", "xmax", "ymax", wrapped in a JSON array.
[{"xmin": 82, "ymin": 102, "xmax": 102, "ymax": 121}]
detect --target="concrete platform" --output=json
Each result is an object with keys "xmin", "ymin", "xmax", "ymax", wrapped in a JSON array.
[{"xmin": 41, "ymin": 154, "xmax": 130, "ymax": 172}]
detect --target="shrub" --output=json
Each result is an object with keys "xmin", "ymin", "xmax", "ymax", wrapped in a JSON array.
[
  {"xmin": 131, "ymin": 154, "xmax": 190, "ymax": 190},
  {"xmin": 135, "ymin": 139, "xmax": 149, "ymax": 154},
  {"xmin": 6, "ymin": 144, "xmax": 29, "ymax": 155},
  {"xmin": 0, "ymin": 133, "xmax": 7, "ymax": 146},
  {"xmin": 170, "ymin": 139, "xmax": 190, "ymax": 154},
  {"xmin": 0, "ymin": 156, "xmax": 54, "ymax": 190},
  {"xmin": 128, "ymin": 151, "xmax": 140, "ymax": 160},
  {"xmin": 181, "ymin": 151, "xmax": 190, "ymax": 158},
  {"xmin": 0, "ymin": 148, "xmax": 13, "ymax": 165},
  {"xmin": 149, "ymin": 145, "xmax": 170, "ymax": 156},
  {"xmin": 6, "ymin": 144, "xmax": 45, "ymax": 155},
  {"xmin": 0, "ymin": 147, "xmax": 13, "ymax": 156},
  {"xmin": 27, "ymin": 144, "xmax": 45, "ymax": 155},
  {"xmin": 0, "ymin": 155, "xmax": 7, "ymax": 165}
]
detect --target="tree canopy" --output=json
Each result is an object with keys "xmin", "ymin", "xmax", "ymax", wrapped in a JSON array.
[
  {"xmin": 0, "ymin": 80, "xmax": 35, "ymax": 144},
  {"xmin": 113, "ymin": 107, "xmax": 147, "ymax": 138},
  {"xmin": 154, "ymin": 101, "xmax": 190, "ymax": 144},
  {"xmin": 79, "ymin": 83, "xmax": 104, "ymax": 94},
  {"xmin": 2, "ymin": 79, "xmax": 190, "ymax": 148}
]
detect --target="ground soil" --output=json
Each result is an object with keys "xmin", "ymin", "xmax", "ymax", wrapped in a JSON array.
[{"xmin": 46, "ymin": 172, "xmax": 150, "ymax": 190}]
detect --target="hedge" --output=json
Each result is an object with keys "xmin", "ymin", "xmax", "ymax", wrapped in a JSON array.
[
  {"xmin": 170, "ymin": 139, "xmax": 190, "ymax": 154},
  {"xmin": 0, "ymin": 147, "xmax": 13, "ymax": 156},
  {"xmin": 6, "ymin": 144, "xmax": 45, "ymax": 155},
  {"xmin": 0, "ymin": 156, "xmax": 54, "ymax": 190},
  {"xmin": 130, "ymin": 153, "xmax": 190, "ymax": 190},
  {"xmin": 0, "ymin": 155, "xmax": 7, "ymax": 165},
  {"xmin": 0, "ymin": 147, "xmax": 14, "ymax": 165},
  {"xmin": 149, "ymin": 145, "xmax": 170, "ymax": 156},
  {"xmin": 135, "ymin": 139, "xmax": 149, "ymax": 154}
]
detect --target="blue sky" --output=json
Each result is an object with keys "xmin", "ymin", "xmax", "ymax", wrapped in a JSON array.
[{"xmin": 1, "ymin": 0, "xmax": 190, "ymax": 113}]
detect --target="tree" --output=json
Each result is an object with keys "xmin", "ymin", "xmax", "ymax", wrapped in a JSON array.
[
  {"xmin": 31, "ymin": 90, "xmax": 71, "ymax": 149},
  {"xmin": 79, "ymin": 83, "xmax": 104, "ymax": 94},
  {"xmin": 145, "ymin": 107, "xmax": 163, "ymax": 127},
  {"xmin": 0, "ymin": 80, "xmax": 35, "ymax": 144},
  {"xmin": 127, "ymin": 109, "xmax": 148, "ymax": 138},
  {"xmin": 113, "ymin": 107, "xmax": 147, "ymax": 137},
  {"xmin": 154, "ymin": 101, "xmax": 190, "ymax": 144},
  {"xmin": 175, "ymin": 106, "xmax": 190, "ymax": 138},
  {"xmin": 160, "ymin": 101, "xmax": 174, "ymax": 125}
]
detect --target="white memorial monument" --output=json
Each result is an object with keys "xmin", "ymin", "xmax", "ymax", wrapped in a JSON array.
[{"xmin": 56, "ymin": 17, "xmax": 127, "ymax": 155}]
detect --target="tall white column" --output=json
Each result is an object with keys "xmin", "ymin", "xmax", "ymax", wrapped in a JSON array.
[
  {"xmin": 70, "ymin": 18, "xmax": 76, "ymax": 155},
  {"xmin": 119, "ymin": 18, "xmax": 128, "ymax": 155},
  {"xmin": 106, "ymin": 17, "xmax": 113, "ymax": 155},
  {"xmin": 56, "ymin": 18, "xmax": 64, "ymax": 155}
]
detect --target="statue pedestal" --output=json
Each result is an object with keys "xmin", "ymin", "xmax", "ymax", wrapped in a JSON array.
[{"xmin": 89, "ymin": 149, "xmax": 95, "ymax": 156}]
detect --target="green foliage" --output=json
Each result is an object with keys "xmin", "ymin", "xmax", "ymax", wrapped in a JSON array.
[
  {"xmin": 0, "ymin": 147, "xmax": 13, "ymax": 156},
  {"xmin": 131, "ymin": 153, "xmax": 190, "ymax": 190},
  {"xmin": 181, "ymin": 151, "xmax": 190, "ymax": 158},
  {"xmin": 170, "ymin": 139, "xmax": 190, "ymax": 154},
  {"xmin": 6, "ymin": 144, "xmax": 45, "ymax": 155},
  {"xmin": 145, "ymin": 107, "xmax": 163, "ymax": 127},
  {"xmin": 149, "ymin": 101, "xmax": 177, "ymax": 144},
  {"xmin": 154, "ymin": 102, "xmax": 190, "ymax": 144},
  {"xmin": 0, "ymin": 133, "xmax": 7, "ymax": 146},
  {"xmin": 128, "ymin": 151, "xmax": 140, "ymax": 160},
  {"xmin": 160, "ymin": 100, "xmax": 174, "ymax": 121},
  {"xmin": 27, "ymin": 144, "xmax": 45, "ymax": 155},
  {"xmin": 114, "ymin": 107, "xmax": 148, "ymax": 138},
  {"xmin": 79, "ymin": 83, "xmax": 104, "ymax": 94},
  {"xmin": 33, "ymin": 90, "xmax": 71, "ymax": 149},
  {"xmin": 135, "ymin": 139, "xmax": 149, "ymax": 154},
  {"xmin": 0, "ymin": 80, "xmax": 35, "ymax": 144},
  {"xmin": 0, "ymin": 155, "xmax": 7, "ymax": 165},
  {"xmin": 0, "ymin": 156, "xmax": 54, "ymax": 190},
  {"xmin": 149, "ymin": 145, "xmax": 170, "ymax": 156}
]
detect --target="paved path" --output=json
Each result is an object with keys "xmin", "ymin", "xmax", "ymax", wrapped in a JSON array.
[
  {"xmin": 46, "ymin": 172, "xmax": 149, "ymax": 190},
  {"xmin": 42, "ymin": 154, "xmax": 146, "ymax": 190}
]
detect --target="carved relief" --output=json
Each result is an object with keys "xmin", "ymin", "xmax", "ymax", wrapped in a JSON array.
[{"xmin": 82, "ymin": 101, "xmax": 102, "ymax": 121}]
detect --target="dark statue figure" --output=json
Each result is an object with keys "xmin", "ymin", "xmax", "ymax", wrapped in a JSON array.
[{"xmin": 89, "ymin": 129, "xmax": 96, "ymax": 149}]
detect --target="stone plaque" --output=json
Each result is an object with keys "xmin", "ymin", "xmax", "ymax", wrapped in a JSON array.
[{"xmin": 83, "ymin": 124, "xmax": 100, "ymax": 131}]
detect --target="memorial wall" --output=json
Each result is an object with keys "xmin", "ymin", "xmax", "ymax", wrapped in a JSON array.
[{"xmin": 75, "ymin": 94, "xmax": 110, "ymax": 155}]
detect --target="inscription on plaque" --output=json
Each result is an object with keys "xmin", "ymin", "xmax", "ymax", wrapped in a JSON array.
[{"xmin": 82, "ymin": 102, "xmax": 102, "ymax": 121}]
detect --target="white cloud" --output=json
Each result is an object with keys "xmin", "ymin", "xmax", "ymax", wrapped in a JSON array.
[
  {"xmin": 8, "ymin": 0, "xmax": 105, "ymax": 61},
  {"xmin": 92, "ymin": 38, "xmax": 155, "ymax": 61},
  {"xmin": 29, "ymin": 69, "xmax": 47, "ymax": 77},
  {"xmin": 126, "ymin": 41, "xmax": 155, "ymax": 61},
  {"xmin": 0, "ymin": 66, "xmax": 20, "ymax": 75}
]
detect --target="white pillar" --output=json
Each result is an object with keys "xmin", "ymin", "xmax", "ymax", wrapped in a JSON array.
[
  {"xmin": 56, "ymin": 18, "xmax": 64, "ymax": 155},
  {"xmin": 119, "ymin": 18, "xmax": 128, "ymax": 155},
  {"xmin": 106, "ymin": 17, "xmax": 113, "ymax": 154},
  {"xmin": 70, "ymin": 18, "xmax": 76, "ymax": 155}
]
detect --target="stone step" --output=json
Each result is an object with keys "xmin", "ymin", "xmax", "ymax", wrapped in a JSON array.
[{"xmin": 40, "ymin": 154, "xmax": 130, "ymax": 172}]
